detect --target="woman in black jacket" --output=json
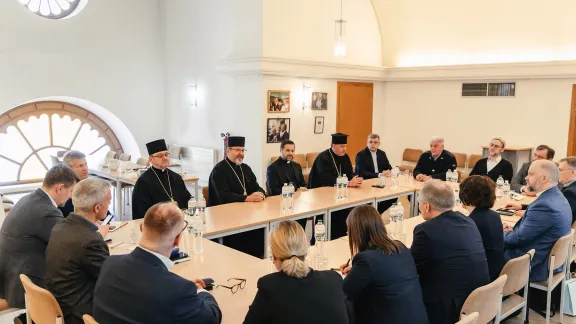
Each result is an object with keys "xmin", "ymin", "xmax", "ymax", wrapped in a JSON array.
[
  {"xmin": 460, "ymin": 175, "xmax": 505, "ymax": 281},
  {"xmin": 244, "ymin": 220, "xmax": 350, "ymax": 324},
  {"xmin": 341, "ymin": 205, "xmax": 429, "ymax": 324}
]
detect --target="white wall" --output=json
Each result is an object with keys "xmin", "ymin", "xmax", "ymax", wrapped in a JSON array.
[
  {"xmin": 373, "ymin": 0, "xmax": 576, "ymax": 67},
  {"xmin": 0, "ymin": 0, "xmax": 164, "ymax": 156},
  {"xmin": 374, "ymin": 79, "xmax": 574, "ymax": 166},
  {"xmin": 263, "ymin": 0, "xmax": 382, "ymax": 66},
  {"xmin": 163, "ymin": 0, "xmax": 265, "ymax": 182}
]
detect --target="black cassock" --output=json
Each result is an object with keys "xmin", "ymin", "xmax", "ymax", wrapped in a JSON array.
[
  {"xmin": 266, "ymin": 157, "xmax": 306, "ymax": 196},
  {"xmin": 308, "ymin": 148, "xmax": 355, "ymax": 239},
  {"xmin": 308, "ymin": 148, "xmax": 354, "ymax": 189},
  {"xmin": 131, "ymin": 167, "xmax": 191, "ymax": 220},
  {"xmin": 208, "ymin": 158, "xmax": 266, "ymax": 258}
]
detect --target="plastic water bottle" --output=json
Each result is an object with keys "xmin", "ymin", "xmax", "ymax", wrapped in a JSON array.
[
  {"xmin": 446, "ymin": 170, "xmax": 452, "ymax": 182},
  {"xmin": 188, "ymin": 198, "xmax": 197, "ymax": 215},
  {"xmin": 391, "ymin": 167, "xmax": 400, "ymax": 188},
  {"xmin": 342, "ymin": 174, "xmax": 348, "ymax": 198},
  {"xmin": 397, "ymin": 202, "xmax": 404, "ymax": 235},
  {"xmin": 503, "ymin": 180, "xmax": 511, "ymax": 197},
  {"xmin": 288, "ymin": 182, "xmax": 295, "ymax": 209},
  {"xmin": 197, "ymin": 197, "xmax": 206, "ymax": 224},
  {"xmin": 314, "ymin": 220, "xmax": 327, "ymax": 264},
  {"xmin": 281, "ymin": 183, "xmax": 290, "ymax": 211},
  {"xmin": 454, "ymin": 188, "xmax": 461, "ymax": 206},
  {"xmin": 452, "ymin": 170, "xmax": 458, "ymax": 183},
  {"xmin": 496, "ymin": 176, "xmax": 504, "ymax": 200},
  {"xmin": 389, "ymin": 203, "xmax": 398, "ymax": 238},
  {"xmin": 191, "ymin": 213, "xmax": 203, "ymax": 254}
]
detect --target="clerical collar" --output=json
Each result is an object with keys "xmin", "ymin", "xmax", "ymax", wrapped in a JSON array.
[
  {"xmin": 279, "ymin": 156, "xmax": 291, "ymax": 164},
  {"xmin": 151, "ymin": 166, "xmax": 167, "ymax": 173}
]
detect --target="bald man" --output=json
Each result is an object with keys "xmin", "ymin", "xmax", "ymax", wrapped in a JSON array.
[{"xmin": 503, "ymin": 160, "xmax": 572, "ymax": 281}]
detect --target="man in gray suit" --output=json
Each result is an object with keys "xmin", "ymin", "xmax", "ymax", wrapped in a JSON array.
[
  {"xmin": 47, "ymin": 178, "xmax": 111, "ymax": 324},
  {"xmin": 0, "ymin": 165, "xmax": 80, "ymax": 309},
  {"xmin": 511, "ymin": 145, "xmax": 555, "ymax": 196}
]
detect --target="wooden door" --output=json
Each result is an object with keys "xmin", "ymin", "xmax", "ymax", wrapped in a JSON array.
[
  {"xmin": 336, "ymin": 81, "xmax": 374, "ymax": 165},
  {"xmin": 567, "ymin": 85, "xmax": 576, "ymax": 156}
]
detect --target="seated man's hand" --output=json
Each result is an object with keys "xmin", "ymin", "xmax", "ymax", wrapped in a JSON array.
[
  {"xmin": 348, "ymin": 176, "xmax": 363, "ymax": 187},
  {"xmin": 504, "ymin": 202, "xmax": 522, "ymax": 211},
  {"xmin": 503, "ymin": 223, "xmax": 513, "ymax": 233},
  {"xmin": 245, "ymin": 192, "xmax": 265, "ymax": 202}
]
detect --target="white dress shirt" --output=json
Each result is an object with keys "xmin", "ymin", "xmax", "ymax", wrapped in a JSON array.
[
  {"xmin": 370, "ymin": 150, "xmax": 379, "ymax": 173},
  {"xmin": 41, "ymin": 189, "xmax": 58, "ymax": 207},
  {"xmin": 487, "ymin": 155, "xmax": 502, "ymax": 173},
  {"xmin": 536, "ymin": 186, "xmax": 554, "ymax": 198}
]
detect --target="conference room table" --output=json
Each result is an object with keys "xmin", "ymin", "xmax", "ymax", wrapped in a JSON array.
[{"xmin": 88, "ymin": 163, "xmax": 199, "ymax": 220}]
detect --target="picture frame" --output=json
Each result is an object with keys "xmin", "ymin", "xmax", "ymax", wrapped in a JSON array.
[
  {"xmin": 314, "ymin": 116, "xmax": 324, "ymax": 134},
  {"xmin": 267, "ymin": 118, "xmax": 290, "ymax": 143},
  {"xmin": 311, "ymin": 92, "xmax": 328, "ymax": 110},
  {"xmin": 268, "ymin": 90, "xmax": 290, "ymax": 113}
]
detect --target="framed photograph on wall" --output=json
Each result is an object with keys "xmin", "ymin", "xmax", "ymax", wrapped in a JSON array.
[
  {"xmin": 314, "ymin": 116, "xmax": 324, "ymax": 134},
  {"xmin": 267, "ymin": 118, "xmax": 290, "ymax": 143},
  {"xmin": 268, "ymin": 90, "xmax": 290, "ymax": 113},
  {"xmin": 311, "ymin": 92, "xmax": 328, "ymax": 110}
]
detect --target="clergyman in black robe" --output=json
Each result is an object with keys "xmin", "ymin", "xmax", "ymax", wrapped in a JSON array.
[
  {"xmin": 132, "ymin": 139, "xmax": 191, "ymax": 220},
  {"xmin": 266, "ymin": 140, "xmax": 306, "ymax": 196},
  {"xmin": 307, "ymin": 133, "xmax": 363, "ymax": 238},
  {"xmin": 207, "ymin": 136, "xmax": 266, "ymax": 257}
]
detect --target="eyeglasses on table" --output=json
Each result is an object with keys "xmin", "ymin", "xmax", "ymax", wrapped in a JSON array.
[{"xmin": 216, "ymin": 278, "xmax": 246, "ymax": 294}]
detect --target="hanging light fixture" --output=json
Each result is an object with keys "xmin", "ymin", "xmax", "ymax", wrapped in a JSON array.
[{"xmin": 334, "ymin": 0, "xmax": 346, "ymax": 58}]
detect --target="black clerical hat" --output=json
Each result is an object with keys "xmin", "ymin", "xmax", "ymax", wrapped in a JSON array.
[
  {"xmin": 228, "ymin": 136, "xmax": 245, "ymax": 147},
  {"xmin": 331, "ymin": 133, "xmax": 348, "ymax": 144},
  {"xmin": 146, "ymin": 139, "xmax": 168, "ymax": 155}
]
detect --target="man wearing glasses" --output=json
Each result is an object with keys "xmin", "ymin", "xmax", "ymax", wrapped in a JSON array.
[
  {"xmin": 131, "ymin": 139, "xmax": 192, "ymax": 219},
  {"xmin": 469, "ymin": 137, "xmax": 513, "ymax": 182},
  {"xmin": 510, "ymin": 145, "xmax": 555, "ymax": 196},
  {"xmin": 559, "ymin": 157, "xmax": 576, "ymax": 224},
  {"xmin": 93, "ymin": 202, "xmax": 221, "ymax": 323}
]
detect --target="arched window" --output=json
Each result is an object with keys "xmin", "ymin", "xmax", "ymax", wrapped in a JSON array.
[{"xmin": 0, "ymin": 101, "xmax": 123, "ymax": 185}]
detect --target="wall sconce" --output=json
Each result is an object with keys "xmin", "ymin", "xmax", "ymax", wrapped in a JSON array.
[
  {"xmin": 302, "ymin": 84, "xmax": 312, "ymax": 111},
  {"xmin": 188, "ymin": 84, "xmax": 197, "ymax": 108}
]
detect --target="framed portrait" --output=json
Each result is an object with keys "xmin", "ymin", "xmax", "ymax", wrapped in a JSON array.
[
  {"xmin": 268, "ymin": 90, "xmax": 290, "ymax": 113},
  {"xmin": 267, "ymin": 118, "xmax": 290, "ymax": 143},
  {"xmin": 314, "ymin": 116, "xmax": 324, "ymax": 134},
  {"xmin": 311, "ymin": 92, "xmax": 328, "ymax": 110}
]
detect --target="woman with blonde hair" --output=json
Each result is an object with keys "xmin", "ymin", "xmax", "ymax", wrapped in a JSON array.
[
  {"xmin": 244, "ymin": 220, "xmax": 349, "ymax": 324},
  {"xmin": 342, "ymin": 205, "xmax": 428, "ymax": 324}
]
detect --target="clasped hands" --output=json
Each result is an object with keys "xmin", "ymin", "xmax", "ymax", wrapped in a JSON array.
[
  {"xmin": 245, "ymin": 191, "xmax": 266, "ymax": 202},
  {"xmin": 415, "ymin": 174, "xmax": 431, "ymax": 182}
]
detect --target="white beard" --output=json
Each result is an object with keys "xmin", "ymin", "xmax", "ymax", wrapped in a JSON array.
[{"xmin": 235, "ymin": 158, "xmax": 243, "ymax": 165}]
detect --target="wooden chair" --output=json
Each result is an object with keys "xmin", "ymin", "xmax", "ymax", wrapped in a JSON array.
[
  {"xmin": 202, "ymin": 187, "xmax": 209, "ymax": 202},
  {"xmin": 499, "ymin": 249, "xmax": 535, "ymax": 322},
  {"xmin": 467, "ymin": 154, "xmax": 483, "ymax": 172},
  {"xmin": 118, "ymin": 153, "xmax": 131, "ymax": 162},
  {"xmin": 568, "ymin": 221, "xmax": 576, "ymax": 267},
  {"xmin": 530, "ymin": 229, "xmax": 574, "ymax": 324},
  {"xmin": 460, "ymin": 274, "xmax": 507, "ymax": 324},
  {"xmin": 455, "ymin": 312, "xmax": 479, "ymax": 324},
  {"xmin": 399, "ymin": 148, "xmax": 423, "ymax": 172},
  {"xmin": 19, "ymin": 274, "xmax": 64, "ymax": 324},
  {"xmin": 0, "ymin": 298, "xmax": 8, "ymax": 311},
  {"xmin": 453, "ymin": 152, "xmax": 467, "ymax": 171},
  {"xmin": 83, "ymin": 314, "xmax": 99, "ymax": 324},
  {"xmin": 305, "ymin": 152, "xmax": 320, "ymax": 169}
]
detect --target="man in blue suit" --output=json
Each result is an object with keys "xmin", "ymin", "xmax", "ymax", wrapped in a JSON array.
[
  {"xmin": 503, "ymin": 160, "xmax": 572, "ymax": 282},
  {"xmin": 93, "ymin": 202, "xmax": 221, "ymax": 323}
]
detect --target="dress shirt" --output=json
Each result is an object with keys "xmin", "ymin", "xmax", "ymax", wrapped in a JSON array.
[
  {"xmin": 487, "ymin": 155, "xmax": 502, "ymax": 173},
  {"xmin": 370, "ymin": 150, "xmax": 379, "ymax": 173},
  {"xmin": 41, "ymin": 188, "xmax": 58, "ymax": 207}
]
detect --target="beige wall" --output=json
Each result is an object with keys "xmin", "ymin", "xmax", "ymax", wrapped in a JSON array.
[
  {"xmin": 372, "ymin": 0, "xmax": 576, "ymax": 67},
  {"xmin": 373, "ymin": 79, "xmax": 574, "ymax": 167}
]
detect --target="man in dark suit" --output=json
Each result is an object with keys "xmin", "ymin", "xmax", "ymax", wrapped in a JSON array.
[
  {"xmin": 559, "ymin": 157, "xmax": 576, "ymax": 224},
  {"xmin": 266, "ymin": 140, "xmax": 306, "ymax": 196},
  {"xmin": 503, "ymin": 160, "xmax": 572, "ymax": 281},
  {"xmin": 0, "ymin": 165, "xmax": 80, "ymax": 309},
  {"xmin": 46, "ymin": 178, "xmax": 111, "ymax": 324},
  {"xmin": 469, "ymin": 137, "xmax": 514, "ymax": 182},
  {"xmin": 355, "ymin": 133, "xmax": 396, "ymax": 213},
  {"xmin": 511, "ymin": 144, "xmax": 555, "ymax": 195},
  {"xmin": 94, "ymin": 202, "xmax": 221, "ymax": 323},
  {"xmin": 413, "ymin": 137, "xmax": 457, "ymax": 181},
  {"xmin": 411, "ymin": 180, "xmax": 489, "ymax": 324}
]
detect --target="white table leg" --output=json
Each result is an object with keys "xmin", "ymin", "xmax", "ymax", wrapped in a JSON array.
[{"xmin": 116, "ymin": 181, "xmax": 123, "ymax": 221}]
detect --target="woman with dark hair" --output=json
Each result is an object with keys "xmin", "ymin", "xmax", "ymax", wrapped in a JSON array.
[
  {"xmin": 460, "ymin": 175, "xmax": 505, "ymax": 281},
  {"xmin": 341, "ymin": 205, "xmax": 428, "ymax": 324}
]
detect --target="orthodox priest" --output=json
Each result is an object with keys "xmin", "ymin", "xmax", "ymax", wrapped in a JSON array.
[
  {"xmin": 131, "ymin": 139, "xmax": 191, "ymax": 219},
  {"xmin": 208, "ymin": 136, "xmax": 266, "ymax": 257},
  {"xmin": 308, "ymin": 133, "xmax": 363, "ymax": 238}
]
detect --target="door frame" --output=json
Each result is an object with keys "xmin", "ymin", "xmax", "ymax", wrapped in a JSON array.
[{"xmin": 568, "ymin": 85, "xmax": 576, "ymax": 156}]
